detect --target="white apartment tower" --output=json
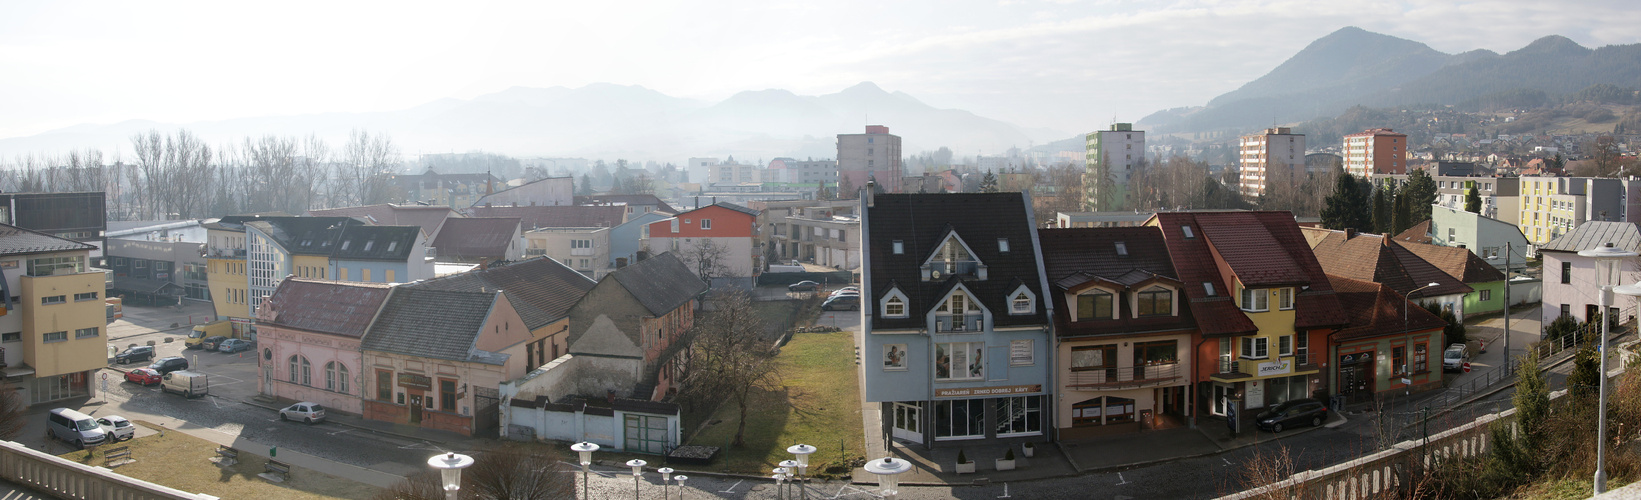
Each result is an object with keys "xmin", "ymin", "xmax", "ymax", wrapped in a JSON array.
[
  {"xmin": 1238, "ymin": 127, "xmax": 1307, "ymax": 200},
  {"xmin": 1082, "ymin": 123, "xmax": 1145, "ymax": 210}
]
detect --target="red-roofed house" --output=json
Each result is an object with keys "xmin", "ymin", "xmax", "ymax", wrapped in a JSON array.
[
  {"xmin": 1326, "ymin": 275, "xmax": 1447, "ymax": 404},
  {"xmin": 646, "ymin": 202, "xmax": 762, "ymax": 287},
  {"xmin": 1148, "ymin": 212, "xmax": 1349, "ymax": 430},
  {"xmin": 254, "ymin": 279, "xmax": 394, "ymax": 414}
]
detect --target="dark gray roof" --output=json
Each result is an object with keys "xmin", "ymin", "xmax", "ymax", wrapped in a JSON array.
[
  {"xmin": 406, "ymin": 257, "xmax": 595, "ymax": 330},
  {"xmin": 609, "ymin": 252, "xmax": 707, "ymax": 316},
  {"xmin": 361, "ymin": 288, "xmax": 507, "ymax": 365},
  {"xmin": 708, "ymin": 202, "xmax": 759, "ymax": 217},
  {"xmin": 1538, "ymin": 221, "xmax": 1641, "ymax": 253},
  {"xmin": 0, "ymin": 223, "xmax": 96, "ymax": 256}
]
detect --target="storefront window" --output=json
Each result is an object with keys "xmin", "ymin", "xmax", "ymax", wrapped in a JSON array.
[
  {"xmin": 934, "ymin": 399, "xmax": 985, "ymax": 440},
  {"xmin": 994, "ymin": 396, "xmax": 1042, "ymax": 436},
  {"xmin": 935, "ymin": 342, "xmax": 983, "ymax": 380}
]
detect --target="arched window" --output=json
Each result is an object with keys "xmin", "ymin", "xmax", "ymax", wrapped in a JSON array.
[
  {"xmin": 325, "ymin": 362, "xmax": 350, "ymax": 393},
  {"xmin": 288, "ymin": 355, "xmax": 299, "ymax": 383},
  {"xmin": 325, "ymin": 361, "xmax": 337, "ymax": 391},
  {"xmin": 301, "ymin": 357, "xmax": 312, "ymax": 386}
]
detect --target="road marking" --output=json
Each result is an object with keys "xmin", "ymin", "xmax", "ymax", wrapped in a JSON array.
[
  {"xmin": 1116, "ymin": 472, "xmax": 1128, "ymax": 485},
  {"xmin": 1222, "ymin": 457, "xmax": 1232, "ymax": 466},
  {"xmin": 998, "ymin": 482, "xmax": 1011, "ymax": 497},
  {"xmin": 719, "ymin": 479, "xmax": 743, "ymax": 493},
  {"xmin": 328, "ymin": 428, "xmax": 352, "ymax": 436},
  {"xmin": 828, "ymin": 485, "xmax": 879, "ymax": 498}
]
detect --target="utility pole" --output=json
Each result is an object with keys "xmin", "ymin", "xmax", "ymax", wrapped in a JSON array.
[{"xmin": 1504, "ymin": 241, "xmax": 1512, "ymax": 372}]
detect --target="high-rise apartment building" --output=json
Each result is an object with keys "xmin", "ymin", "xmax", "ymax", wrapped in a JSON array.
[
  {"xmin": 1082, "ymin": 123, "xmax": 1145, "ymax": 210},
  {"xmin": 1342, "ymin": 128, "xmax": 1408, "ymax": 179},
  {"xmin": 1238, "ymin": 127, "xmax": 1307, "ymax": 200},
  {"xmin": 837, "ymin": 125, "xmax": 902, "ymax": 194}
]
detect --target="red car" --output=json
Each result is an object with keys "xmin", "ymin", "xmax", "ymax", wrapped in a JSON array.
[{"xmin": 124, "ymin": 368, "xmax": 161, "ymax": 386}]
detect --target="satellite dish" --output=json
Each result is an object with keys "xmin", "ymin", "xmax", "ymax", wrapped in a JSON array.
[{"xmin": 931, "ymin": 270, "xmax": 942, "ymax": 280}]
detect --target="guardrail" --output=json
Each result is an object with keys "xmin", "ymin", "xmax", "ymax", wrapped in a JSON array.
[{"xmin": 0, "ymin": 439, "xmax": 218, "ymax": 499}]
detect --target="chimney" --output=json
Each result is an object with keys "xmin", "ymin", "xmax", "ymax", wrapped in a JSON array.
[
  {"xmin": 866, "ymin": 180, "xmax": 877, "ymax": 208},
  {"xmin": 1345, "ymin": 228, "xmax": 1356, "ymax": 239},
  {"xmin": 694, "ymin": 196, "xmax": 699, "ymax": 209}
]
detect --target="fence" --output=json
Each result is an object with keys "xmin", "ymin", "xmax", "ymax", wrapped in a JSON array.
[{"xmin": 0, "ymin": 439, "xmax": 219, "ymax": 499}]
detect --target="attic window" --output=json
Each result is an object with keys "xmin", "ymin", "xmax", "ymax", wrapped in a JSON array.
[
  {"xmin": 340, "ymin": 241, "xmax": 351, "ymax": 250},
  {"xmin": 387, "ymin": 241, "xmax": 398, "ymax": 252},
  {"xmin": 1115, "ymin": 242, "xmax": 1128, "ymax": 256},
  {"xmin": 892, "ymin": 240, "xmax": 904, "ymax": 254},
  {"xmin": 998, "ymin": 238, "xmax": 1010, "ymax": 252},
  {"xmin": 364, "ymin": 241, "xmax": 375, "ymax": 251},
  {"xmin": 1181, "ymin": 226, "xmax": 1195, "ymax": 239},
  {"xmin": 1204, "ymin": 283, "xmax": 1216, "ymax": 296}
]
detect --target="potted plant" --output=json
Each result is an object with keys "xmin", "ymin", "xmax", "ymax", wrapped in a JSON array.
[
  {"xmin": 995, "ymin": 448, "xmax": 1016, "ymax": 471},
  {"xmin": 1022, "ymin": 442, "xmax": 1035, "ymax": 458},
  {"xmin": 954, "ymin": 449, "xmax": 976, "ymax": 474}
]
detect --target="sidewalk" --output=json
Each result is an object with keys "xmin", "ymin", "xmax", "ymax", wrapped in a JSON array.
[{"xmin": 238, "ymin": 397, "xmax": 469, "ymax": 448}]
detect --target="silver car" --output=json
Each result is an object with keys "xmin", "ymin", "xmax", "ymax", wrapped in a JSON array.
[{"xmin": 279, "ymin": 402, "xmax": 326, "ymax": 424}]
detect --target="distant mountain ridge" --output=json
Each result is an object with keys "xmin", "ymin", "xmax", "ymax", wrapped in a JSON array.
[
  {"xmin": 0, "ymin": 82, "xmax": 1049, "ymax": 165},
  {"xmin": 1140, "ymin": 27, "xmax": 1641, "ymax": 134}
]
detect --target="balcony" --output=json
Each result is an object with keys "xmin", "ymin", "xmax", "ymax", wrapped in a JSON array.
[
  {"xmin": 934, "ymin": 314, "xmax": 983, "ymax": 333},
  {"xmin": 924, "ymin": 260, "xmax": 984, "ymax": 281},
  {"xmin": 1066, "ymin": 363, "xmax": 1182, "ymax": 390},
  {"xmin": 207, "ymin": 247, "xmax": 246, "ymax": 259},
  {"xmin": 570, "ymin": 248, "xmax": 594, "ymax": 256},
  {"xmin": 525, "ymin": 248, "xmax": 548, "ymax": 257}
]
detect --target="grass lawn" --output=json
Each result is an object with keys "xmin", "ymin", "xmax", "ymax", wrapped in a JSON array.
[
  {"xmin": 685, "ymin": 323, "xmax": 865, "ymax": 477},
  {"xmin": 58, "ymin": 421, "xmax": 382, "ymax": 500}
]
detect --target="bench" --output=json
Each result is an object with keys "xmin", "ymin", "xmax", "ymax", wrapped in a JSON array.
[
  {"xmin": 211, "ymin": 446, "xmax": 238, "ymax": 467},
  {"xmin": 103, "ymin": 446, "xmax": 133, "ymax": 468},
  {"xmin": 259, "ymin": 460, "xmax": 291, "ymax": 483}
]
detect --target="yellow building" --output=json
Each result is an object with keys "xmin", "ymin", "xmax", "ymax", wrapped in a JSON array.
[
  {"xmin": 204, "ymin": 217, "xmax": 255, "ymax": 336},
  {"xmin": 0, "ymin": 224, "xmax": 109, "ymax": 405}
]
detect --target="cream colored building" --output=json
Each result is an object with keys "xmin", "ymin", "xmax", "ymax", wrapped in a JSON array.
[
  {"xmin": 1238, "ymin": 127, "xmax": 1307, "ymax": 199},
  {"xmin": 524, "ymin": 227, "xmax": 613, "ymax": 280},
  {"xmin": 0, "ymin": 224, "xmax": 109, "ymax": 405}
]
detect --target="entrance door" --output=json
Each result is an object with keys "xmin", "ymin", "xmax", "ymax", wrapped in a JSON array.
[
  {"xmin": 624, "ymin": 415, "xmax": 669, "ymax": 454},
  {"xmin": 1340, "ymin": 352, "xmax": 1376, "ymax": 404},
  {"xmin": 409, "ymin": 395, "xmax": 423, "ymax": 423},
  {"xmin": 891, "ymin": 402, "xmax": 922, "ymax": 442},
  {"xmin": 1212, "ymin": 384, "xmax": 1233, "ymax": 416}
]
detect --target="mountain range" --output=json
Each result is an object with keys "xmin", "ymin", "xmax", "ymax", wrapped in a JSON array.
[{"xmin": 1139, "ymin": 27, "xmax": 1641, "ymax": 134}]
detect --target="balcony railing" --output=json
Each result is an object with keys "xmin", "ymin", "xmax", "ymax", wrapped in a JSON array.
[
  {"xmin": 525, "ymin": 248, "xmax": 548, "ymax": 256},
  {"xmin": 926, "ymin": 260, "xmax": 980, "ymax": 278},
  {"xmin": 570, "ymin": 248, "xmax": 594, "ymax": 256},
  {"xmin": 934, "ymin": 314, "xmax": 983, "ymax": 333},
  {"xmin": 206, "ymin": 248, "xmax": 246, "ymax": 259},
  {"xmin": 1066, "ymin": 363, "xmax": 1182, "ymax": 390}
]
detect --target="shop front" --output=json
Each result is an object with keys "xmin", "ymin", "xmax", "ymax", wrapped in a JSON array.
[{"xmin": 887, "ymin": 384, "xmax": 1047, "ymax": 449}]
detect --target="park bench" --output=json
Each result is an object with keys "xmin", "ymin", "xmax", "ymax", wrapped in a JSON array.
[
  {"xmin": 103, "ymin": 446, "xmax": 133, "ymax": 468},
  {"xmin": 259, "ymin": 459, "xmax": 291, "ymax": 483},
  {"xmin": 211, "ymin": 446, "xmax": 238, "ymax": 467}
]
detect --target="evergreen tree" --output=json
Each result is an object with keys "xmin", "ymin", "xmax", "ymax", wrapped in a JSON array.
[
  {"xmin": 1401, "ymin": 168, "xmax": 1438, "ymax": 224},
  {"xmin": 1392, "ymin": 191, "xmax": 1410, "ymax": 235},
  {"xmin": 1320, "ymin": 172, "xmax": 1371, "ymax": 231},
  {"xmin": 1372, "ymin": 185, "xmax": 1390, "ymax": 234},
  {"xmin": 577, "ymin": 174, "xmax": 593, "ymax": 196},
  {"xmin": 980, "ymin": 171, "xmax": 999, "ymax": 193},
  {"xmin": 1464, "ymin": 185, "xmax": 1482, "ymax": 213}
]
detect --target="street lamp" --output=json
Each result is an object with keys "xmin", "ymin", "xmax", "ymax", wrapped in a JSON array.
[
  {"xmin": 787, "ymin": 443, "xmax": 815, "ymax": 500},
  {"xmin": 658, "ymin": 467, "xmax": 674, "ymax": 499},
  {"xmin": 626, "ymin": 459, "xmax": 647, "ymax": 500},
  {"xmin": 779, "ymin": 460, "xmax": 800, "ymax": 499},
  {"xmin": 1584, "ymin": 242, "xmax": 1637, "ymax": 495},
  {"xmin": 571, "ymin": 442, "xmax": 599, "ymax": 500},
  {"xmin": 1404, "ymin": 281, "xmax": 1441, "ymax": 390},
  {"xmin": 426, "ymin": 452, "xmax": 474, "ymax": 500},
  {"xmin": 674, "ymin": 474, "xmax": 688, "ymax": 500},
  {"xmin": 1488, "ymin": 241, "xmax": 1516, "ymax": 362},
  {"xmin": 772, "ymin": 467, "xmax": 789, "ymax": 500},
  {"xmin": 864, "ymin": 457, "xmax": 912, "ymax": 499}
]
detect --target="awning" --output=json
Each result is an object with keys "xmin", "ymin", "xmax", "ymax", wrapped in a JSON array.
[{"xmin": 109, "ymin": 276, "xmax": 184, "ymax": 295}]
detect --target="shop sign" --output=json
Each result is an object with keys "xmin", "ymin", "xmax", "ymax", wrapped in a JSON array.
[
  {"xmin": 935, "ymin": 384, "xmax": 1041, "ymax": 398},
  {"xmin": 1341, "ymin": 354, "xmax": 1354, "ymax": 363},
  {"xmin": 397, "ymin": 373, "xmax": 432, "ymax": 390},
  {"xmin": 1256, "ymin": 359, "xmax": 1291, "ymax": 377}
]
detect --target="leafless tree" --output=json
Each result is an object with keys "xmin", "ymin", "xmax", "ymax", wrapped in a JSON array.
[
  {"xmin": 373, "ymin": 447, "xmax": 571, "ymax": 500},
  {"xmin": 340, "ymin": 129, "xmax": 399, "ymax": 207},
  {"xmin": 676, "ymin": 290, "xmax": 781, "ymax": 447},
  {"xmin": 682, "ymin": 238, "xmax": 735, "ymax": 284}
]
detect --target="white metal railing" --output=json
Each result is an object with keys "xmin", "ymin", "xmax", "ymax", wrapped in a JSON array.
[{"xmin": 0, "ymin": 439, "xmax": 219, "ymax": 499}]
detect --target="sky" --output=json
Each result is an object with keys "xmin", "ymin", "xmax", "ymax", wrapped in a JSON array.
[{"xmin": 3, "ymin": 0, "xmax": 1640, "ymax": 142}]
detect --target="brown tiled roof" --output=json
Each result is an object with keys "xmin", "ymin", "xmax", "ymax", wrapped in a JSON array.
[
  {"xmin": 258, "ymin": 279, "xmax": 393, "ymax": 339},
  {"xmin": 1039, "ymin": 227, "xmax": 1196, "ymax": 339},
  {"xmin": 1394, "ymin": 220, "xmax": 1432, "ymax": 244},
  {"xmin": 1150, "ymin": 212, "xmax": 1349, "ymax": 336},
  {"xmin": 1312, "ymin": 231, "xmax": 1474, "ymax": 298},
  {"xmin": 1327, "ymin": 275, "xmax": 1448, "ymax": 342},
  {"xmin": 467, "ymin": 206, "xmax": 626, "ymax": 230},
  {"xmin": 432, "ymin": 217, "xmax": 520, "ymax": 260},
  {"xmin": 1395, "ymin": 240, "xmax": 1507, "ymax": 284}
]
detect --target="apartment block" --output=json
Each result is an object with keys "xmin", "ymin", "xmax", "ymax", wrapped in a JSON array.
[
  {"xmin": 1341, "ymin": 128, "xmax": 1408, "ymax": 179},
  {"xmin": 837, "ymin": 125, "xmax": 903, "ymax": 194},
  {"xmin": 1082, "ymin": 123, "xmax": 1145, "ymax": 210},
  {"xmin": 0, "ymin": 225, "xmax": 109, "ymax": 405},
  {"xmin": 1238, "ymin": 128, "xmax": 1307, "ymax": 200}
]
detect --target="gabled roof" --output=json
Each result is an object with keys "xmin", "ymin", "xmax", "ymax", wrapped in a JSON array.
[
  {"xmin": 607, "ymin": 252, "xmax": 707, "ymax": 316},
  {"xmin": 361, "ymin": 287, "xmax": 506, "ymax": 364},
  {"xmin": 1394, "ymin": 221, "xmax": 1433, "ymax": 244},
  {"xmin": 406, "ymin": 256, "xmax": 595, "ymax": 330},
  {"xmin": 1039, "ymin": 227, "xmax": 1195, "ymax": 339},
  {"xmin": 307, "ymin": 204, "xmax": 462, "ymax": 240},
  {"xmin": 1395, "ymin": 240, "xmax": 1507, "ymax": 284},
  {"xmin": 1538, "ymin": 221, "xmax": 1641, "ymax": 253},
  {"xmin": 1311, "ymin": 231, "xmax": 1474, "ymax": 298},
  {"xmin": 259, "ymin": 279, "xmax": 393, "ymax": 338},
  {"xmin": 0, "ymin": 223, "xmax": 96, "ymax": 256},
  {"xmin": 1328, "ymin": 275, "xmax": 1448, "ymax": 342},
  {"xmin": 468, "ymin": 205, "xmax": 626, "ymax": 230},
  {"xmin": 331, "ymin": 225, "xmax": 422, "ymax": 262},
  {"xmin": 243, "ymin": 216, "xmax": 359, "ymax": 256},
  {"xmin": 201, "ymin": 212, "xmax": 291, "ymax": 231},
  {"xmin": 1150, "ymin": 211, "xmax": 1348, "ymax": 335},
  {"xmin": 431, "ymin": 217, "xmax": 520, "ymax": 260},
  {"xmin": 865, "ymin": 193, "xmax": 1048, "ymax": 331},
  {"xmin": 575, "ymin": 194, "xmax": 677, "ymax": 214}
]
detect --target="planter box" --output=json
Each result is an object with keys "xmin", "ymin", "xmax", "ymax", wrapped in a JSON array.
[
  {"xmin": 954, "ymin": 461, "xmax": 976, "ymax": 474},
  {"xmin": 1022, "ymin": 445, "xmax": 1035, "ymax": 458},
  {"xmin": 995, "ymin": 458, "xmax": 1015, "ymax": 471}
]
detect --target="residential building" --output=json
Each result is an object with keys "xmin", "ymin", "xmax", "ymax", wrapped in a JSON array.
[
  {"xmin": 1083, "ymin": 123, "xmax": 1146, "ymax": 210},
  {"xmin": 1423, "ymin": 176, "xmax": 1519, "ymax": 223},
  {"xmin": 391, "ymin": 169, "xmax": 502, "ymax": 208},
  {"xmin": 1397, "ymin": 206, "xmax": 1530, "ymax": 272},
  {"xmin": 646, "ymin": 202, "xmax": 762, "ymax": 288},
  {"xmin": 524, "ymin": 227, "xmax": 612, "ymax": 279},
  {"xmin": 1040, "ymin": 227, "xmax": 1194, "ymax": 437},
  {"xmin": 105, "ymin": 238, "xmax": 200, "ymax": 306},
  {"xmin": 755, "ymin": 200, "xmax": 861, "ymax": 271},
  {"xmin": 837, "ymin": 125, "xmax": 903, "ymax": 193},
  {"xmin": 1537, "ymin": 221, "xmax": 1641, "ymax": 326},
  {"xmin": 1237, "ymin": 128, "xmax": 1307, "ymax": 200},
  {"xmin": 0, "ymin": 224, "xmax": 108, "ymax": 405},
  {"xmin": 1326, "ymin": 276, "xmax": 1447, "ymax": 404},
  {"xmin": 1395, "ymin": 239, "xmax": 1510, "ymax": 318},
  {"xmin": 223, "ymin": 216, "xmax": 432, "ymax": 332},
  {"xmin": 768, "ymin": 158, "xmax": 838, "ymax": 185},
  {"xmin": 467, "ymin": 205, "xmax": 626, "ymax": 232},
  {"xmin": 574, "ymin": 194, "xmax": 678, "ymax": 218},
  {"xmin": 608, "ymin": 212, "xmax": 672, "ymax": 270},
  {"xmin": 1517, "ymin": 176, "xmax": 1641, "ymax": 248},
  {"xmin": 407, "ymin": 256, "xmax": 598, "ymax": 373},
  {"xmin": 1054, "ymin": 211, "xmax": 1154, "ymax": 228},
  {"xmin": 255, "ymin": 279, "xmax": 393, "ymax": 415},
  {"xmin": 563, "ymin": 252, "xmax": 707, "ymax": 402},
  {"xmin": 203, "ymin": 215, "xmax": 261, "ymax": 337},
  {"xmin": 1341, "ymin": 128, "xmax": 1408, "ymax": 179},
  {"xmin": 0, "ymin": 192, "xmax": 108, "ymax": 264},
  {"xmin": 1310, "ymin": 230, "xmax": 1474, "ymax": 318},
  {"xmin": 1149, "ymin": 212, "xmax": 1349, "ymax": 430},
  {"xmin": 307, "ymin": 204, "xmax": 465, "ymax": 242},
  {"xmin": 708, "ymin": 160, "xmax": 761, "ymax": 186},
  {"xmin": 430, "ymin": 217, "xmax": 524, "ymax": 265},
  {"xmin": 330, "ymin": 225, "xmax": 437, "ymax": 285},
  {"xmin": 861, "ymin": 192, "xmax": 1052, "ymax": 449},
  {"xmin": 470, "ymin": 177, "xmax": 574, "ymax": 209}
]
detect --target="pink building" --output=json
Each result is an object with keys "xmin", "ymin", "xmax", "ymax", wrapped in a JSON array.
[{"xmin": 255, "ymin": 279, "xmax": 394, "ymax": 415}]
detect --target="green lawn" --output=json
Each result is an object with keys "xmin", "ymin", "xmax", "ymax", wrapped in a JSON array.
[{"xmin": 685, "ymin": 326, "xmax": 865, "ymax": 476}]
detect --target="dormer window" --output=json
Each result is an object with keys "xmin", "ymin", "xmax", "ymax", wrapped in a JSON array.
[
  {"xmin": 935, "ymin": 291, "xmax": 983, "ymax": 333},
  {"xmin": 1076, "ymin": 290, "xmax": 1113, "ymax": 321},
  {"xmin": 1115, "ymin": 242, "xmax": 1128, "ymax": 256},
  {"xmin": 885, "ymin": 297, "xmax": 905, "ymax": 317},
  {"xmin": 892, "ymin": 240, "xmax": 904, "ymax": 254},
  {"xmin": 1137, "ymin": 286, "xmax": 1173, "ymax": 317},
  {"xmin": 1008, "ymin": 285, "xmax": 1036, "ymax": 316},
  {"xmin": 924, "ymin": 234, "xmax": 981, "ymax": 281}
]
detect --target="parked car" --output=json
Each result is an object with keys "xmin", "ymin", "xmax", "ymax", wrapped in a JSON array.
[
  {"xmin": 829, "ymin": 286, "xmax": 860, "ymax": 298},
  {"xmin": 148, "ymin": 356, "xmax": 189, "ymax": 375},
  {"xmin": 46, "ymin": 408, "xmax": 106, "ymax": 450},
  {"xmin": 217, "ymin": 338, "xmax": 253, "ymax": 353},
  {"xmin": 280, "ymin": 402, "xmax": 326, "ymax": 424},
  {"xmin": 821, "ymin": 294, "xmax": 860, "ymax": 311},
  {"xmin": 1255, "ymin": 398, "xmax": 1329, "ymax": 433},
  {"xmin": 201, "ymin": 335, "xmax": 229, "ymax": 351},
  {"xmin": 161, "ymin": 371, "xmax": 208, "ymax": 398},
  {"xmin": 124, "ymin": 368, "xmax": 162, "ymax": 386},
  {"xmin": 96, "ymin": 416, "xmax": 134, "ymax": 442},
  {"xmin": 113, "ymin": 345, "xmax": 155, "ymax": 364},
  {"xmin": 1443, "ymin": 343, "xmax": 1469, "ymax": 372},
  {"xmin": 788, "ymin": 280, "xmax": 822, "ymax": 292}
]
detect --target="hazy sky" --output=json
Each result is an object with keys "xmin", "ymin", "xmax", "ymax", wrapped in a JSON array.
[{"xmin": 3, "ymin": 0, "xmax": 1640, "ymax": 140}]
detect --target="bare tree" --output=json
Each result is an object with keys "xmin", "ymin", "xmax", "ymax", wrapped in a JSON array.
[
  {"xmin": 340, "ymin": 129, "xmax": 400, "ymax": 207},
  {"xmin": 676, "ymin": 290, "xmax": 781, "ymax": 447},
  {"xmin": 682, "ymin": 238, "xmax": 735, "ymax": 283},
  {"xmin": 373, "ymin": 446, "xmax": 571, "ymax": 500}
]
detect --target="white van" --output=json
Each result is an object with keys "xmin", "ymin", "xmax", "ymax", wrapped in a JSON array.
[
  {"xmin": 46, "ymin": 408, "xmax": 107, "ymax": 449},
  {"xmin": 161, "ymin": 370, "xmax": 209, "ymax": 398}
]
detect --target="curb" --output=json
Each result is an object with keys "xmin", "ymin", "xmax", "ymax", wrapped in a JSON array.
[{"xmin": 237, "ymin": 399, "xmax": 451, "ymax": 446}]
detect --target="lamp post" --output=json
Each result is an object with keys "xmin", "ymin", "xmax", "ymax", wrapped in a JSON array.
[
  {"xmin": 674, "ymin": 474, "xmax": 688, "ymax": 500},
  {"xmin": 1405, "ymin": 281, "xmax": 1441, "ymax": 388},
  {"xmin": 426, "ymin": 452, "xmax": 474, "ymax": 500},
  {"xmin": 626, "ymin": 459, "xmax": 647, "ymax": 500},
  {"xmin": 1584, "ymin": 242, "xmax": 1637, "ymax": 495},
  {"xmin": 864, "ymin": 457, "xmax": 912, "ymax": 500},
  {"xmin": 787, "ymin": 443, "xmax": 815, "ymax": 500},
  {"xmin": 779, "ymin": 460, "xmax": 800, "ymax": 499},
  {"xmin": 571, "ymin": 442, "xmax": 599, "ymax": 500},
  {"xmin": 772, "ymin": 467, "xmax": 789, "ymax": 500},
  {"xmin": 658, "ymin": 467, "xmax": 674, "ymax": 499}
]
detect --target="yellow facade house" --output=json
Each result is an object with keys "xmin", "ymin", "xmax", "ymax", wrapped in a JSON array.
[{"xmin": 0, "ymin": 224, "xmax": 109, "ymax": 405}]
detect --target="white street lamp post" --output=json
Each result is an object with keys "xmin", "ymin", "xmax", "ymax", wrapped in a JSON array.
[
  {"xmin": 674, "ymin": 474, "xmax": 688, "ymax": 500},
  {"xmin": 427, "ymin": 452, "xmax": 474, "ymax": 500},
  {"xmin": 626, "ymin": 459, "xmax": 647, "ymax": 500},
  {"xmin": 787, "ymin": 444, "xmax": 815, "ymax": 500},
  {"xmin": 571, "ymin": 442, "xmax": 599, "ymax": 500},
  {"xmin": 864, "ymin": 457, "xmax": 912, "ymax": 499},
  {"xmin": 1581, "ymin": 242, "xmax": 1635, "ymax": 495},
  {"xmin": 658, "ymin": 467, "xmax": 674, "ymax": 499},
  {"xmin": 772, "ymin": 468, "xmax": 788, "ymax": 500}
]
